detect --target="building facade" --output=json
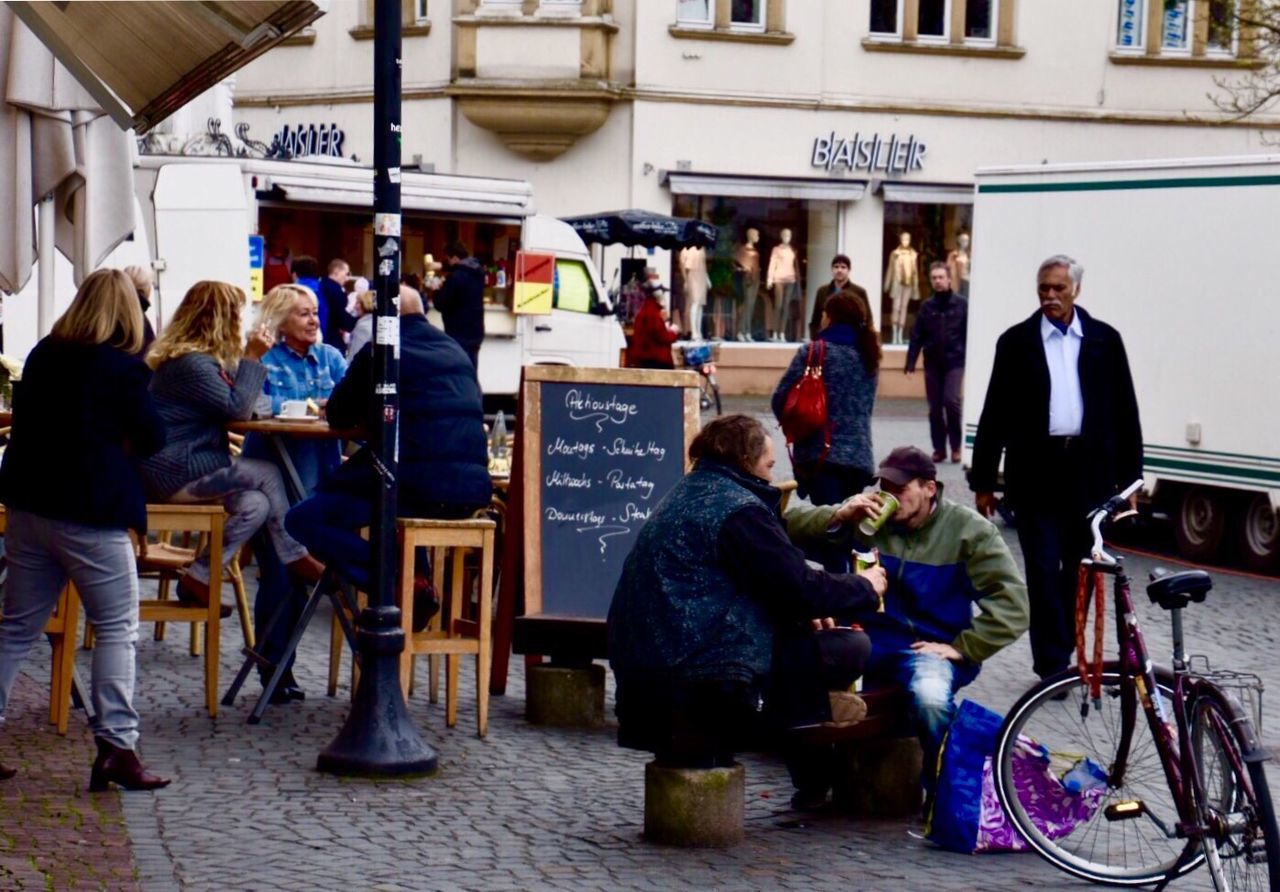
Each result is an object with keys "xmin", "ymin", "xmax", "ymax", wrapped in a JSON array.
[{"xmin": 228, "ymin": 0, "xmax": 1274, "ymax": 379}]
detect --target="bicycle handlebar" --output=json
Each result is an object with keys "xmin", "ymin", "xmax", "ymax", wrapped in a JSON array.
[{"xmin": 1087, "ymin": 478, "xmax": 1144, "ymax": 564}]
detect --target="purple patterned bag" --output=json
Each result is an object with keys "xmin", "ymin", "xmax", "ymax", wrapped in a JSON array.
[{"xmin": 928, "ymin": 700, "xmax": 1106, "ymax": 853}]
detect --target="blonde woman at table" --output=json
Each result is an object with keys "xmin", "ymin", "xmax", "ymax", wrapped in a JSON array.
[
  {"xmin": 242, "ymin": 283, "xmax": 347, "ymax": 496},
  {"xmin": 140, "ymin": 281, "xmax": 324, "ymax": 616},
  {"xmin": 0, "ymin": 269, "xmax": 169, "ymax": 790}
]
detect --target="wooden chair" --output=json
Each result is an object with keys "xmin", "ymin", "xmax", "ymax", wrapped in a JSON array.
[
  {"xmin": 139, "ymin": 535, "xmax": 254, "ymax": 652},
  {"xmin": 372, "ymin": 518, "xmax": 494, "ymax": 737},
  {"xmin": 136, "ymin": 504, "xmax": 227, "ymax": 716},
  {"xmin": 0, "ymin": 506, "xmax": 80, "ymax": 735}
]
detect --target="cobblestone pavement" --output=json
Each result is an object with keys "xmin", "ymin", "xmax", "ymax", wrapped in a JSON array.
[{"xmin": 2, "ymin": 397, "xmax": 1277, "ymax": 890}]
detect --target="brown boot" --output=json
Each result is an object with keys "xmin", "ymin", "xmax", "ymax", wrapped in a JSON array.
[
  {"xmin": 287, "ymin": 554, "xmax": 326, "ymax": 584},
  {"xmin": 89, "ymin": 738, "xmax": 170, "ymax": 792},
  {"xmin": 950, "ymin": 450, "xmax": 962, "ymax": 464},
  {"xmin": 0, "ymin": 762, "xmax": 16, "ymax": 781}
]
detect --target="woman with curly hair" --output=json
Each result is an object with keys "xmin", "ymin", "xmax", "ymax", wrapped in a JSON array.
[{"xmin": 140, "ymin": 281, "xmax": 323, "ymax": 617}]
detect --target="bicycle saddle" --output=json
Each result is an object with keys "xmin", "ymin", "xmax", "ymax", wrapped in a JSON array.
[{"xmin": 1147, "ymin": 567, "xmax": 1212, "ymax": 610}]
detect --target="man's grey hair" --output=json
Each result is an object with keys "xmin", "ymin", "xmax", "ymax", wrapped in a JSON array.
[{"xmin": 1038, "ymin": 254, "xmax": 1084, "ymax": 289}]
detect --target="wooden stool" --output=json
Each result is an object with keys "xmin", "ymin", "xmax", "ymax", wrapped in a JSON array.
[
  {"xmin": 137, "ymin": 504, "xmax": 227, "ymax": 717},
  {"xmin": 398, "ymin": 517, "xmax": 496, "ymax": 737},
  {"xmin": 0, "ymin": 506, "xmax": 81, "ymax": 735}
]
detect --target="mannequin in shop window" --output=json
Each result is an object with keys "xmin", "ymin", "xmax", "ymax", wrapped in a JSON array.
[
  {"xmin": 883, "ymin": 230, "xmax": 919, "ymax": 345},
  {"xmin": 947, "ymin": 232, "xmax": 972, "ymax": 299},
  {"xmin": 733, "ymin": 228, "xmax": 761, "ymax": 342},
  {"xmin": 679, "ymin": 246, "xmax": 710, "ymax": 342},
  {"xmin": 767, "ymin": 229, "xmax": 801, "ymax": 342}
]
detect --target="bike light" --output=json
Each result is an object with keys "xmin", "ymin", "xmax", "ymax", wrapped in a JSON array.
[{"xmin": 1104, "ymin": 801, "xmax": 1145, "ymax": 821}]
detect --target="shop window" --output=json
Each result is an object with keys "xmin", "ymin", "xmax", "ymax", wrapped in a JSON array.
[
  {"xmin": 864, "ymin": 0, "xmax": 1015, "ymax": 53},
  {"xmin": 669, "ymin": 194, "xmax": 838, "ymax": 342},
  {"xmin": 554, "ymin": 260, "xmax": 596, "ymax": 313},
  {"xmin": 1111, "ymin": 0, "xmax": 1251, "ymax": 62},
  {"xmin": 351, "ymin": 0, "xmax": 431, "ymax": 38},
  {"xmin": 879, "ymin": 201, "xmax": 973, "ymax": 348},
  {"xmin": 669, "ymin": 0, "xmax": 793, "ymax": 44}
]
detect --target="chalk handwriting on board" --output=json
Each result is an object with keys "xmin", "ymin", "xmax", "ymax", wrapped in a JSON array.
[
  {"xmin": 564, "ymin": 389, "xmax": 639, "ymax": 432},
  {"xmin": 576, "ymin": 524, "xmax": 631, "ymax": 555},
  {"xmin": 603, "ymin": 438, "xmax": 667, "ymax": 461},
  {"xmin": 547, "ymin": 437, "xmax": 594, "ymax": 459}
]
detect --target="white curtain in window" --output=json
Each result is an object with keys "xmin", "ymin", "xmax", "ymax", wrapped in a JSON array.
[{"xmin": 677, "ymin": 0, "xmax": 712, "ymax": 24}]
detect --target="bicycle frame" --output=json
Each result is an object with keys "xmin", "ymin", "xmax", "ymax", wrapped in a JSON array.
[{"xmin": 1089, "ymin": 544, "xmax": 1263, "ymax": 850}]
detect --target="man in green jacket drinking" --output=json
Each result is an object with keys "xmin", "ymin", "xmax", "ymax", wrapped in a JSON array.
[{"xmin": 786, "ymin": 446, "xmax": 1029, "ymax": 801}]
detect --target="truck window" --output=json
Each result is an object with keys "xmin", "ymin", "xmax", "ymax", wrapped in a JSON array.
[{"xmin": 553, "ymin": 259, "xmax": 596, "ymax": 313}]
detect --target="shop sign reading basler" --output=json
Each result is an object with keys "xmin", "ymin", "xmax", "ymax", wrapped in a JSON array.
[{"xmin": 810, "ymin": 132, "xmax": 927, "ymax": 176}]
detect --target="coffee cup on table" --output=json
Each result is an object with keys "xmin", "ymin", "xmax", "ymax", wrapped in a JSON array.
[{"xmin": 280, "ymin": 400, "xmax": 308, "ymax": 418}]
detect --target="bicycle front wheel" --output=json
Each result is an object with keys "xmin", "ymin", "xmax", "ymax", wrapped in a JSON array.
[
  {"xmin": 994, "ymin": 665, "xmax": 1202, "ymax": 886},
  {"xmin": 1191, "ymin": 690, "xmax": 1280, "ymax": 891}
]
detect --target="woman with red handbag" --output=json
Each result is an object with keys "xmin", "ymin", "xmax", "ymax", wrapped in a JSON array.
[{"xmin": 771, "ymin": 293, "xmax": 881, "ymax": 506}]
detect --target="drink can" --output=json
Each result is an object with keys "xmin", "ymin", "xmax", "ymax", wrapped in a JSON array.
[
  {"xmin": 853, "ymin": 547, "xmax": 879, "ymax": 573},
  {"xmin": 857, "ymin": 492, "xmax": 900, "ymax": 537}
]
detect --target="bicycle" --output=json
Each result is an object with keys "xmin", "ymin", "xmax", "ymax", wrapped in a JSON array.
[
  {"xmin": 993, "ymin": 479, "xmax": 1279, "ymax": 889},
  {"xmin": 678, "ymin": 343, "xmax": 722, "ymax": 416}
]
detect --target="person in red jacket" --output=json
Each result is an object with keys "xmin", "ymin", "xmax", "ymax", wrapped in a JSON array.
[{"xmin": 628, "ymin": 272, "xmax": 678, "ymax": 370}]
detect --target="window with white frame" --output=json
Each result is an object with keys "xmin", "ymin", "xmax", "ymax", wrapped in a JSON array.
[
  {"xmin": 1115, "ymin": 0, "xmax": 1145, "ymax": 49},
  {"xmin": 1162, "ymin": 0, "xmax": 1191, "ymax": 51},
  {"xmin": 677, "ymin": 0, "xmax": 713, "ymax": 26},
  {"xmin": 414, "ymin": 0, "xmax": 429, "ymax": 24},
  {"xmin": 729, "ymin": 0, "xmax": 765, "ymax": 31},
  {"xmin": 869, "ymin": 0, "xmax": 1001, "ymax": 46},
  {"xmin": 869, "ymin": 0, "xmax": 903, "ymax": 38},
  {"xmin": 1206, "ymin": 0, "xmax": 1237, "ymax": 54}
]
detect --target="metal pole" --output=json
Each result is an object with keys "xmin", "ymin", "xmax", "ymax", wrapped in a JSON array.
[
  {"xmin": 317, "ymin": 0, "xmax": 437, "ymax": 777},
  {"xmin": 37, "ymin": 194, "xmax": 55, "ymax": 337}
]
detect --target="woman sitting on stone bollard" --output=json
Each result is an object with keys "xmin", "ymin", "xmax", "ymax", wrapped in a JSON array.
[{"xmin": 607, "ymin": 414, "xmax": 887, "ymax": 810}]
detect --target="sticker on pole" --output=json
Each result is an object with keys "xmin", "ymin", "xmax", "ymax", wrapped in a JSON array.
[
  {"xmin": 375, "ymin": 213, "xmax": 401, "ymax": 237},
  {"xmin": 514, "ymin": 251, "xmax": 555, "ymax": 315},
  {"xmin": 377, "ymin": 315, "xmax": 401, "ymax": 359}
]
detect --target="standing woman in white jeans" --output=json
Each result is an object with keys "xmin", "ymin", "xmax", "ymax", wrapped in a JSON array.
[{"xmin": 0, "ymin": 269, "xmax": 170, "ymax": 790}]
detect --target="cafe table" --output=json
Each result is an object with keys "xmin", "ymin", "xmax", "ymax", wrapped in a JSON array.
[{"xmin": 227, "ymin": 417, "xmax": 358, "ymax": 503}]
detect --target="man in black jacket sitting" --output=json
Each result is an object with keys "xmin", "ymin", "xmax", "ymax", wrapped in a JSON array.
[{"xmin": 285, "ymin": 287, "xmax": 492, "ymax": 602}]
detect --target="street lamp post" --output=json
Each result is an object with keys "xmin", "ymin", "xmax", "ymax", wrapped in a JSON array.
[{"xmin": 317, "ymin": 0, "xmax": 437, "ymax": 777}]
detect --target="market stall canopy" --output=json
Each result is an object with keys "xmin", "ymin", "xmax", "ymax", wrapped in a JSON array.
[
  {"xmin": 562, "ymin": 209, "xmax": 718, "ymax": 250},
  {"xmin": 6, "ymin": 0, "xmax": 326, "ymax": 134}
]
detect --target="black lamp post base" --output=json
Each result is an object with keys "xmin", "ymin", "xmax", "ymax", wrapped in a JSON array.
[{"xmin": 317, "ymin": 606, "xmax": 438, "ymax": 777}]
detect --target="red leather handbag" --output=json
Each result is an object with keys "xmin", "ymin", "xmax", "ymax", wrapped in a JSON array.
[{"xmin": 779, "ymin": 340, "xmax": 831, "ymax": 462}]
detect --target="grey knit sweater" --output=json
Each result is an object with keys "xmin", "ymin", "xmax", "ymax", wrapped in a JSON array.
[{"xmin": 139, "ymin": 353, "xmax": 267, "ymax": 500}]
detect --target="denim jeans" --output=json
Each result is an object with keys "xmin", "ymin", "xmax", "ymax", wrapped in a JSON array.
[
  {"xmin": 169, "ymin": 457, "xmax": 308, "ymax": 584},
  {"xmin": 865, "ymin": 646, "xmax": 980, "ymax": 793},
  {"xmin": 285, "ymin": 491, "xmax": 481, "ymax": 593},
  {"xmin": 0, "ymin": 510, "xmax": 141, "ymax": 749}
]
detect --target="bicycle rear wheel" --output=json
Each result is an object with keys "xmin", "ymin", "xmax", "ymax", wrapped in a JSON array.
[
  {"xmin": 699, "ymin": 375, "xmax": 722, "ymax": 415},
  {"xmin": 994, "ymin": 665, "xmax": 1202, "ymax": 886},
  {"xmin": 1191, "ymin": 691, "xmax": 1280, "ymax": 891}
]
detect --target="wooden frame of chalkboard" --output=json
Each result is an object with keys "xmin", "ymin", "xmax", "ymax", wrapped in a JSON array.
[{"xmin": 518, "ymin": 366, "xmax": 700, "ymax": 653}]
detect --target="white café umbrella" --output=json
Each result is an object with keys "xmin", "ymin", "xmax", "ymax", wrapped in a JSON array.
[{"xmin": 0, "ymin": 4, "xmax": 133, "ymax": 335}]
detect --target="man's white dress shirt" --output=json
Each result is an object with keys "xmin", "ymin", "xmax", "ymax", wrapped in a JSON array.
[{"xmin": 1041, "ymin": 312, "xmax": 1084, "ymax": 436}]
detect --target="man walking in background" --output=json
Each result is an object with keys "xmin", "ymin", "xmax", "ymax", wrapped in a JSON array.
[
  {"xmin": 970, "ymin": 254, "xmax": 1142, "ymax": 680},
  {"xmin": 319, "ymin": 259, "xmax": 355, "ymax": 348},
  {"xmin": 433, "ymin": 240, "xmax": 486, "ymax": 374},
  {"xmin": 906, "ymin": 262, "xmax": 967, "ymax": 463},
  {"xmin": 809, "ymin": 254, "xmax": 870, "ymax": 341}
]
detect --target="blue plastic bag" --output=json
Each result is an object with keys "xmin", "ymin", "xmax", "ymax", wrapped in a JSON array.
[{"xmin": 926, "ymin": 699, "xmax": 1003, "ymax": 853}]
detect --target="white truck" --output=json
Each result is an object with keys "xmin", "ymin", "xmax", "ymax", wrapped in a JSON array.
[
  {"xmin": 964, "ymin": 154, "xmax": 1280, "ymax": 571},
  {"xmin": 4, "ymin": 155, "xmax": 626, "ymax": 402}
]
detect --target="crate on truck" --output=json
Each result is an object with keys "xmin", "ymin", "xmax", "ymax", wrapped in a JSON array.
[{"xmin": 964, "ymin": 154, "xmax": 1280, "ymax": 571}]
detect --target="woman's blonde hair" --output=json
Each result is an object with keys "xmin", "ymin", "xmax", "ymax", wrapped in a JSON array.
[
  {"xmin": 51, "ymin": 268, "xmax": 145, "ymax": 354},
  {"xmin": 147, "ymin": 280, "xmax": 246, "ymax": 370},
  {"xmin": 257, "ymin": 283, "xmax": 318, "ymax": 339}
]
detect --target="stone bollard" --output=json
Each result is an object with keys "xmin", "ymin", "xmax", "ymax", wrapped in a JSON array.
[
  {"xmin": 643, "ymin": 761, "xmax": 745, "ymax": 847},
  {"xmin": 831, "ymin": 736, "xmax": 923, "ymax": 818},
  {"xmin": 525, "ymin": 664, "xmax": 605, "ymax": 728}
]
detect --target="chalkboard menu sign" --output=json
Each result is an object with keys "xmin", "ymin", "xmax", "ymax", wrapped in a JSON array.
[{"xmin": 521, "ymin": 367, "xmax": 700, "ymax": 621}]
